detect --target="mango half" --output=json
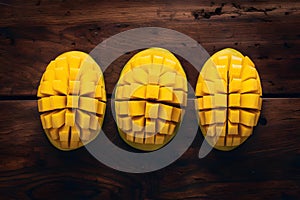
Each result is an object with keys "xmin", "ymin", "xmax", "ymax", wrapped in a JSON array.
[
  {"xmin": 37, "ymin": 51, "xmax": 106, "ymax": 151},
  {"xmin": 195, "ymin": 48, "xmax": 262, "ymax": 151},
  {"xmin": 114, "ymin": 48, "xmax": 187, "ymax": 151}
]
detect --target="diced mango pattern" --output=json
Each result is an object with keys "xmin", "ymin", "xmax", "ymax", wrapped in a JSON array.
[
  {"xmin": 115, "ymin": 48, "xmax": 187, "ymax": 151},
  {"xmin": 37, "ymin": 51, "xmax": 106, "ymax": 150},
  {"xmin": 195, "ymin": 48, "xmax": 262, "ymax": 151}
]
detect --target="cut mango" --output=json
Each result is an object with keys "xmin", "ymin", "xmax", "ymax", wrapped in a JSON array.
[
  {"xmin": 37, "ymin": 51, "xmax": 106, "ymax": 151},
  {"xmin": 115, "ymin": 48, "xmax": 187, "ymax": 151},
  {"xmin": 195, "ymin": 48, "xmax": 262, "ymax": 151}
]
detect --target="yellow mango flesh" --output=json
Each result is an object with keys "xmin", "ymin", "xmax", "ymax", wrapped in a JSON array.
[
  {"xmin": 195, "ymin": 48, "xmax": 262, "ymax": 151},
  {"xmin": 37, "ymin": 51, "xmax": 106, "ymax": 151},
  {"xmin": 115, "ymin": 48, "xmax": 187, "ymax": 151}
]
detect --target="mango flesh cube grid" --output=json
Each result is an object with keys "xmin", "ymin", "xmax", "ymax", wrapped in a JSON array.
[
  {"xmin": 37, "ymin": 51, "xmax": 106, "ymax": 151},
  {"xmin": 195, "ymin": 48, "xmax": 262, "ymax": 151},
  {"xmin": 115, "ymin": 48, "xmax": 187, "ymax": 151}
]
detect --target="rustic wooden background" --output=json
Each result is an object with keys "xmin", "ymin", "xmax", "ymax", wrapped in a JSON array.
[{"xmin": 0, "ymin": 0, "xmax": 300, "ymax": 199}]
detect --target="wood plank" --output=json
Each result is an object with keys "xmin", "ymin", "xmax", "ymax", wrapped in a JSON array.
[
  {"xmin": 0, "ymin": 0, "xmax": 300, "ymax": 96},
  {"xmin": 0, "ymin": 98, "xmax": 299, "ymax": 199},
  {"xmin": 0, "ymin": 0, "xmax": 299, "ymax": 26},
  {"xmin": 1, "ymin": 0, "xmax": 300, "ymax": 198},
  {"xmin": 157, "ymin": 180, "xmax": 300, "ymax": 200}
]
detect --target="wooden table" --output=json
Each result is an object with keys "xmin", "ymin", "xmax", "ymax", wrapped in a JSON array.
[{"xmin": 1, "ymin": 0, "xmax": 300, "ymax": 199}]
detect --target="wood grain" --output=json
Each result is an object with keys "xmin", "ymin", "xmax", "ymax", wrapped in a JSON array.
[
  {"xmin": 1, "ymin": 0, "xmax": 300, "ymax": 199},
  {"xmin": 0, "ymin": 98, "xmax": 299, "ymax": 199},
  {"xmin": 0, "ymin": 0, "xmax": 299, "ymax": 96}
]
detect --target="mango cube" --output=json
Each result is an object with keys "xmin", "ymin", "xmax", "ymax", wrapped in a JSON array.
[
  {"xmin": 146, "ymin": 85, "xmax": 160, "ymax": 99},
  {"xmin": 129, "ymin": 101, "xmax": 146, "ymax": 116}
]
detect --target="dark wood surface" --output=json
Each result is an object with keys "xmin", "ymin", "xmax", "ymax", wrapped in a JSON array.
[{"xmin": 0, "ymin": 0, "xmax": 300, "ymax": 199}]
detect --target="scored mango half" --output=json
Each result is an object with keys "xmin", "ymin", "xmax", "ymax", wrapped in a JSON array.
[
  {"xmin": 195, "ymin": 48, "xmax": 262, "ymax": 151},
  {"xmin": 37, "ymin": 51, "xmax": 106, "ymax": 151},
  {"xmin": 115, "ymin": 48, "xmax": 187, "ymax": 151}
]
